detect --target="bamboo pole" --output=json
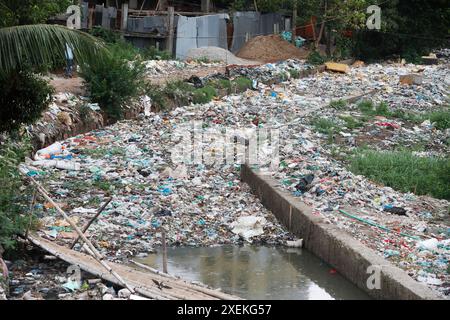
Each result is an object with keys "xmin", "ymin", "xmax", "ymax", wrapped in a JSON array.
[
  {"xmin": 130, "ymin": 260, "xmax": 239, "ymax": 300},
  {"xmin": 130, "ymin": 260, "xmax": 178, "ymax": 279},
  {"xmin": 20, "ymin": 169, "xmax": 135, "ymax": 294},
  {"xmin": 27, "ymin": 235, "xmax": 171, "ymax": 300},
  {"xmin": 70, "ymin": 197, "xmax": 112, "ymax": 249}
]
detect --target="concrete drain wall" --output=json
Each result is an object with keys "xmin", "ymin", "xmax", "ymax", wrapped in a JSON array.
[{"xmin": 241, "ymin": 164, "xmax": 440, "ymax": 300}]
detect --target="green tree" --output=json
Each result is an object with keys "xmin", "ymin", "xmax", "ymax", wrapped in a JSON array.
[{"xmin": 0, "ymin": 0, "xmax": 72, "ymax": 27}]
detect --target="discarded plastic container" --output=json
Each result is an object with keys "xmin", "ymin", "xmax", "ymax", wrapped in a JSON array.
[
  {"xmin": 34, "ymin": 142, "xmax": 65, "ymax": 161},
  {"xmin": 32, "ymin": 160, "xmax": 81, "ymax": 171}
]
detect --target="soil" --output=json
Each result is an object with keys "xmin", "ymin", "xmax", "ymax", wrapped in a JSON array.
[{"xmin": 237, "ymin": 34, "xmax": 310, "ymax": 62}]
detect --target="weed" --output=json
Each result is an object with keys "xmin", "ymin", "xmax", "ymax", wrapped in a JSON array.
[
  {"xmin": 339, "ymin": 115, "xmax": 363, "ymax": 129},
  {"xmin": 357, "ymin": 100, "xmax": 375, "ymax": 114},
  {"xmin": 0, "ymin": 138, "xmax": 33, "ymax": 249},
  {"xmin": 288, "ymin": 69, "xmax": 301, "ymax": 79},
  {"xmin": 192, "ymin": 86, "xmax": 217, "ymax": 104},
  {"xmin": 232, "ymin": 77, "xmax": 253, "ymax": 91},
  {"xmin": 329, "ymin": 99, "xmax": 347, "ymax": 110},
  {"xmin": 312, "ymin": 118, "xmax": 338, "ymax": 135},
  {"xmin": 307, "ymin": 50, "xmax": 326, "ymax": 65},
  {"xmin": 348, "ymin": 150, "xmax": 450, "ymax": 200}
]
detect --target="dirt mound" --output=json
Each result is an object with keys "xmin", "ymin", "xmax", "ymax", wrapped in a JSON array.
[
  {"xmin": 186, "ymin": 47, "xmax": 259, "ymax": 65},
  {"xmin": 236, "ymin": 34, "xmax": 309, "ymax": 62}
]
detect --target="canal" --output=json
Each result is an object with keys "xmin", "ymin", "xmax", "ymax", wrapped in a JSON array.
[{"xmin": 137, "ymin": 245, "xmax": 371, "ymax": 300}]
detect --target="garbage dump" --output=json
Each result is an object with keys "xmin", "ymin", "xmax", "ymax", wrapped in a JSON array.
[{"xmin": 21, "ymin": 49, "xmax": 449, "ymax": 299}]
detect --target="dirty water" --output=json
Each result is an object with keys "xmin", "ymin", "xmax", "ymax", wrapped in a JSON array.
[{"xmin": 137, "ymin": 245, "xmax": 371, "ymax": 300}]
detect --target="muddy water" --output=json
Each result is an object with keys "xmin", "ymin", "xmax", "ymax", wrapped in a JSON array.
[{"xmin": 137, "ymin": 246, "xmax": 371, "ymax": 300}]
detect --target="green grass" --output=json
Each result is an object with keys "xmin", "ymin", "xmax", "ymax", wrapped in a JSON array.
[
  {"xmin": 339, "ymin": 115, "xmax": 363, "ymax": 129},
  {"xmin": 192, "ymin": 85, "xmax": 217, "ymax": 104},
  {"xmin": 426, "ymin": 109, "xmax": 450, "ymax": 130},
  {"xmin": 329, "ymin": 99, "xmax": 347, "ymax": 110},
  {"xmin": 390, "ymin": 108, "xmax": 450, "ymax": 130},
  {"xmin": 357, "ymin": 100, "xmax": 375, "ymax": 114},
  {"xmin": 194, "ymin": 56, "xmax": 211, "ymax": 63},
  {"xmin": 357, "ymin": 100, "xmax": 391, "ymax": 117},
  {"xmin": 348, "ymin": 150, "xmax": 450, "ymax": 200},
  {"xmin": 232, "ymin": 77, "xmax": 253, "ymax": 91},
  {"xmin": 374, "ymin": 102, "xmax": 390, "ymax": 116},
  {"xmin": 163, "ymin": 80, "xmax": 194, "ymax": 106},
  {"xmin": 214, "ymin": 79, "xmax": 232, "ymax": 90},
  {"xmin": 288, "ymin": 69, "xmax": 301, "ymax": 79},
  {"xmin": 311, "ymin": 118, "xmax": 338, "ymax": 135}
]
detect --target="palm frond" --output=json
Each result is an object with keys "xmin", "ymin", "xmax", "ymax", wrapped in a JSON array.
[{"xmin": 0, "ymin": 24, "xmax": 107, "ymax": 74}]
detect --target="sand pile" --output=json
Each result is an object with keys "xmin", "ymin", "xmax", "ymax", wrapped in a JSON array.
[
  {"xmin": 237, "ymin": 34, "xmax": 309, "ymax": 62},
  {"xmin": 185, "ymin": 47, "xmax": 259, "ymax": 65}
]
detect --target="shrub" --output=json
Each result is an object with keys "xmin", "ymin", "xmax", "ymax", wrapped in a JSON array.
[
  {"xmin": 107, "ymin": 41, "xmax": 142, "ymax": 61},
  {"xmin": 0, "ymin": 69, "xmax": 54, "ymax": 133},
  {"xmin": 80, "ymin": 46, "xmax": 146, "ymax": 120},
  {"xmin": 427, "ymin": 109, "xmax": 450, "ymax": 130},
  {"xmin": 339, "ymin": 115, "xmax": 363, "ymax": 129},
  {"xmin": 0, "ymin": 138, "xmax": 33, "ymax": 249},
  {"xmin": 311, "ymin": 118, "xmax": 337, "ymax": 135},
  {"xmin": 288, "ymin": 69, "xmax": 301, "ymax": 79},
  {"xmin": 307, "ymin": 50, "xmax": 325, "ymax": 65},
  {"xmin": 348, "ymin": 150, "xmax": 450, "ymax": 200},
  {"xmin": 213, "ymin": 79, "xmax": 232, "ymax": 90},
  {"xmin": 232, "ymin": 77, "xmax": 252, "ymax": 91},
  {"xmin": 163, "ymin": 80, "xmax": 194, "ymax": 106},
  {"xmin": 192, "ymin": 86, "xmax": 217, "ymax": 104},
  {"xmin": 145, "ymin": 84, "xmax": 168, "ymax": 111},
  {"xmin": 89, "ymin": 26, "xmax": 121, "ymax": 44},
  {"xmin": 390, "ymin": 108, "xmax": 450, "ymax": 130}
]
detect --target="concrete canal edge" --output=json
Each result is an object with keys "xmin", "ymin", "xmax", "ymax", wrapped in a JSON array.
[{"xmin": 240, "ymin": 164, "xmax": 441, "ymax": 300}]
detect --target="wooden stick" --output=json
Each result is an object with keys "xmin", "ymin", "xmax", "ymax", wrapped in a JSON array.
[
  {"xmin": 130, "ymin": 260, "xmax": 178, "ymax": 279},
  {"xmin": 20, "ymin": 169, "xmax": 135, "ymax": 294},
  {"xmin": 130, "ymin": 260, "xmax": 239, "ymax": 300},
  {"xmin": 162, "ymin": 229, "xmax": 168, "ymax": 274},
  {"xmin": 70, "ymin": 197, "xmax": 112, "ymax": 249},
  {"xmin": 155, "ymin": 0, "xmax": 161, "ymax": 11}
]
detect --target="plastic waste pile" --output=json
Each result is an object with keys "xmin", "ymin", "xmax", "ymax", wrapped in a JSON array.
[
  {"xmin": 22, "ymin": 52, "xmax": 449, "ymax": 298},
  {"xmin": 144, "ymin": 59, "xmax": 222, "ymax": 78},
  {"xmin": 24, "ymin": 122, "xmax": 296, "ymax": 260},
  {"xmin": 144, "ymin": 60, "xmax": 188, "ymax": 77},
  {"xmin": 228, "ymin": 59, "xmax": 312, "ymax": 83}
]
